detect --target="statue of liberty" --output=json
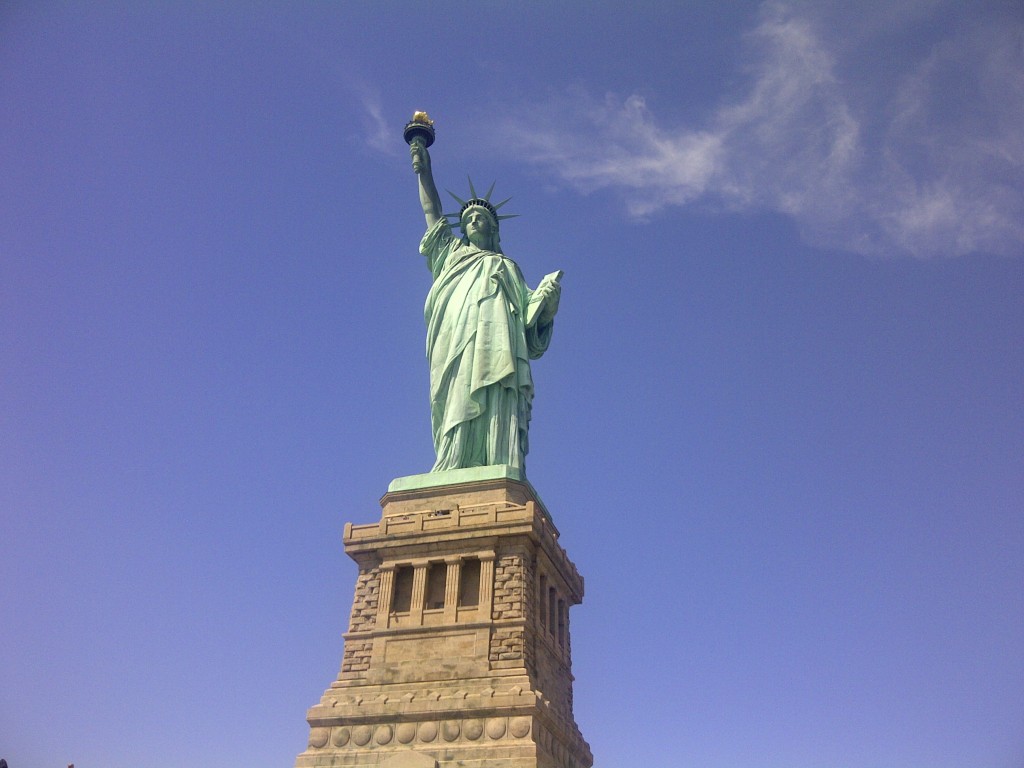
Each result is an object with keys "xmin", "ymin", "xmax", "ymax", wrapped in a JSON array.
[{"xmin": 406, "ymin": 113, "xmax": 562, "ymax": 473}]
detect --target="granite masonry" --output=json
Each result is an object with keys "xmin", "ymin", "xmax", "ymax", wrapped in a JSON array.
[{"xmin": 295, "ymin": 469, "xmax": 591, "ymax": 768}]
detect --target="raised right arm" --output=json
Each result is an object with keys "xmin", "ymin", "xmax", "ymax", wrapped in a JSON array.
[{"xmin": 411, "ymin": 139, "xmax": 442, "ymax": 229}]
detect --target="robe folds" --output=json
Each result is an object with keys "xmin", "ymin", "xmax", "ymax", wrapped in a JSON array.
[{"xmin": 420, "ymin": 219, "xmax": 553, "ymax": 471}]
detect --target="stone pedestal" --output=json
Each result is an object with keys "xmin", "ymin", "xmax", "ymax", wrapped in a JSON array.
[{"xmin": 296, "ymin": 467, "xmax": 592, "ymax": 768}]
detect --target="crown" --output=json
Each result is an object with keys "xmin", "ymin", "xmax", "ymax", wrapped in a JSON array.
[{"xmin": 443, "ymin": 177, "xmax": 519, "ymax": 230}]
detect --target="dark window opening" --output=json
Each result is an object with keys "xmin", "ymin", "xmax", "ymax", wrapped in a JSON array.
[
  {"xmin": 458, "ymin": 558, "xmax": 481, "ymax": 607},
  {"xmin": 539, "ymin": 575, "xmax": 548, "ymax": 628},
  {"xmin": 425, "ymin": 563, "xmax": 446, "ymax": 610},
  {"xmin": 392, "ymin": 566, "xmax": 414, "ymax": 613},
  {"xmin": 548, "ymin": 587, "xmax": 557, "ymax": 635}
]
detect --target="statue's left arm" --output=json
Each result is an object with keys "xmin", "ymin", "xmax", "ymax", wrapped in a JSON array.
[
  {"xmin": 535, "ymin": 280, "xmax": 560, "ymax": 326},
  {"xmin": 526, "ymin": 271, "xmax": 562, "ymax": 327},
  {"xmin": 524, "ymin": 273, "xmax": 561, "ymax": 359}
]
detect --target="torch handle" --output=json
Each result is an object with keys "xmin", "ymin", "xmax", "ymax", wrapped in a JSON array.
[{"xmin": 410, "ymin": 136, "xmax": 426, "ymax": 174}]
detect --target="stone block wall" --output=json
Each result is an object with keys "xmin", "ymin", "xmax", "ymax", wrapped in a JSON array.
[
  {"xmin": 340, "ymin": 638, "xmax": 373, "ymax": 675},
  {"xmin": 341, "ymin": 567, "xmax": 380, "ymax": 677},
  {"xmin": 347, "ymin": 567, "xmax": 381, "ymax": 633},
  {"xmin": 492, "ymin": 552, "xmax": 525, "ymax": 620},
  {"xmin": 489, "ymin": 627, "xmax": 525, "ymax": 663}
]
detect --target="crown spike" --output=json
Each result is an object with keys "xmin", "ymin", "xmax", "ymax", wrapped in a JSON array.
[
  {"xmin": 446, "ymin": 189, "xmax": 467, "ymax": 206},
  {"xmin": 484, "ymin": 181, "xmax": 497, "ymax": 202},
  {"xmin": 493, "ymin": 196, "xmax": 513, "ymax": 211},
  {"xmin": 497, "ymin": 214, "xmax": 520, "ymax": 221},
  {"xmin": 467, "ymin": 176, "xmax": 478, "ymax": 199}
]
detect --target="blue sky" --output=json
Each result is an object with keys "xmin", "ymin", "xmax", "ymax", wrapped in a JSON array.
[{"xmin": 1, "ymin": 3, "xmax": 1021, "ymax": 767}]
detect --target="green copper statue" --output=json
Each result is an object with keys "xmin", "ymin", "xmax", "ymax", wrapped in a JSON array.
[{"xmin": 406, "ymin": 112, "xmax": 562, "ymax": 473}]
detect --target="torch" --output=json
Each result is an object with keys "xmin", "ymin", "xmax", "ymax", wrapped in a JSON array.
[{"xmin": 404, "ymin": 111, "xmax": 435, "ymax": 173}]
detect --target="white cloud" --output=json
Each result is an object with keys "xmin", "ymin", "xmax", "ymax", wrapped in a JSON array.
[
  {"xmin": 358, "ymin": 91, "xmax": 394, "ymax": 155},
  {"xmin": 500, "ymin": 2, "xmax": 1024, "ymax": 258},
  {"xmin": 873, "ymin": 17, "xmax": 1024, "ymax": 257}
]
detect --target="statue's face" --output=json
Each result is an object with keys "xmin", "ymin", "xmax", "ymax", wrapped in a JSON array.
[{"xmin": 463, "ymin": 208, "xmax": 494, "ymax": 248}]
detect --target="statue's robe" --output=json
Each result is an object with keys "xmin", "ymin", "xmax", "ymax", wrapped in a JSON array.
[{"xmin": 420, "ymin": 219, "xmax": 553, "ymax": 471}]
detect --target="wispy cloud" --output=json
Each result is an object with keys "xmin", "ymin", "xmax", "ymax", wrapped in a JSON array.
[
  {"xmin": 357, "ymin": 89, "xmax": 394, "ymax": 155},
  {"xmin": 500, "ymin": 2, "xmax": 1023, "ymax": 258}
]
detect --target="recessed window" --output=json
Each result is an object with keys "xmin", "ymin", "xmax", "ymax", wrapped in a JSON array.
[
  {"xmin": 392, "ymin": 566, "xmax": 413, "ymax": 613},
  {"xmin": 539, "ymin": 575, "xmax": 548, "ymax": 628},
  {"xmin": 425, "ymin": 563, "xmax": 446, "ymax": 610},
  {"xmin": 548, "ymin": 586, "xmax": 557, "ymax": 635},
  {"xmin": 458, "ymin": 558, "xmax": 481, "ymax": 607}
]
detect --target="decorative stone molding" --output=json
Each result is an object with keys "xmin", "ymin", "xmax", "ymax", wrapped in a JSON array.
[
  {"xmin": 308, "ymin": 727, "xmax": 329, "ymax": 749},
  {"xmin": 304, "ymin": 715, "xmax": 547, "ymax": 752}
]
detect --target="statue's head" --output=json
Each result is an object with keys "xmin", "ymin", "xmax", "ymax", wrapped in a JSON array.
[
  {"xmin": 460, "ymin": 203, "xmax": 499, "ymax": 250},
  {"xmin": 446, "ymin": 180, "xmax": 516, "ymax": 253}
]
